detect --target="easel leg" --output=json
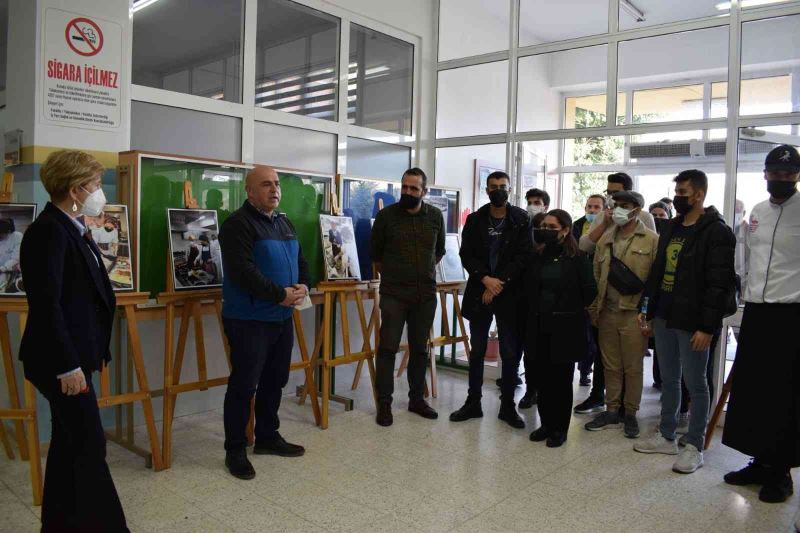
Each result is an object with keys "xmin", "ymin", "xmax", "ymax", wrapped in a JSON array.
[
  {"xmin": 0, "ymin": 421, "xmax": 13, "ymax": 459},
  {"xmin": 246, "ymin": 398, "xmax": 255, "ymax": 446},
  {"xmin": 429, "ymin": 343, "xmax": 438, "ymax": 399},
  {"xmin": 704, "ymin": 374, "xmax": 733, "ymax": 450},
  {"xmin": 453, "ymin": 290, "xmax": 471, "ymax": 359},
  {"xmin": 162, "ymin": 302, "xmax": 175, "ymax": 469},
  {"xmin": 125, "ymin": 305, "xmax": 163, "ymax": 471},
  {"xmin": 18, "ymin": 313, "xmax": 41, "ymax": 506},
  {"xmin": 191, "ymin": 302, "xmax": 209, "ymax": 390},
  {"xmin": 293, "ymin": 312, "xmax": 321, "ymax": 426},
  {"xmin": 321, "ymin": 293, "xmax": 332, "ymax": 430},
  {"xmin": 0, "ymin": 312, "xmax": 29, "ymax": 460}
]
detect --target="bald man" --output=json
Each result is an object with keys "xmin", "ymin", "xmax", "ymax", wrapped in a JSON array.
[{"xmin": 219, "ymin": 165, "xmax": 310, "ymax": 480}]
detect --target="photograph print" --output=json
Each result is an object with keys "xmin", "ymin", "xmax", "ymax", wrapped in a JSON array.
[
  {"xmin": 83, "ymin": 204, "xmax": 134, "ymax": 291},
  {"xmin": 320, "ymin": 214, "xmax": 361, "ymax": 281},
  {"xmin": 167, "ymin": 209, "xmax": 223, "ymax": 290},
  {"xmin": 440, "ymin": 233, "xmax": 467, "ymax": 283},
  {"xmin": 0, "ymin": 203, "xmax": 36, "ymax": 296}
]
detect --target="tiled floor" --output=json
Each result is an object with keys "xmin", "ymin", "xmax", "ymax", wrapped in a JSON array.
[{"xmin": 1, "ymin": 360, "xmax": 798, "ymax": 532}]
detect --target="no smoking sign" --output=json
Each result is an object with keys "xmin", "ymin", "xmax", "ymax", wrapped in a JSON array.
[{"xmin": 65, "ymin": 17, "xmax": 104, "ymax": 57}]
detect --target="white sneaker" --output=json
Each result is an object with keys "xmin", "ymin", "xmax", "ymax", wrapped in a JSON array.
[
  {"xmin": 633, "ymin": 433, "xmax": 679, "ymax": 455},
  {"xmin": 673, "ymin": 444, "xmax": 704, "ymax": 474},
  {"xmin": 676, "ymin": 413, "xmax": 689, "ymax": 434}
]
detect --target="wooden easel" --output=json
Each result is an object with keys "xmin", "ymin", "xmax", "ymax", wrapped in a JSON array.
[
  {"xmin": 0, "ymin": 299, "xmax": 43, "ymax": 505},
  {"xmin": 99, "ymin": 292, "xmax": 164, "ymax": 470},
  {"xmin": 704, "ymin": 372, "xmax": 733, "ymax": 450},
  {"xmin": 317, "ymin": 281, "xmax": 378, "ymax": 429},
  {"xmin": 396, "ymin": 282, "xmax": 471, "ymax": 398}
]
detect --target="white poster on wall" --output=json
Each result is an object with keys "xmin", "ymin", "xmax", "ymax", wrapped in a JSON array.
[{"xmin": 41, "ymin": 8, "xmax": 123, "ymax": 130}]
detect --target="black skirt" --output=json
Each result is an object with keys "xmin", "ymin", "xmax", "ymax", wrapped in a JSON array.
[{"xmin": 722, "ymin": 302, "xmax": 800, "ymax": 467}]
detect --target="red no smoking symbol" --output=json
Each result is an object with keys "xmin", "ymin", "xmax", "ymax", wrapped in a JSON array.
[{"xmin": 65, "ymin": 17, "xmax": 104, "ymax": 57}]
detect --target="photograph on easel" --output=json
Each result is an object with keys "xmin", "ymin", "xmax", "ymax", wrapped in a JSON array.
[
  {"xmin": 83, "ymin": 204, "xmax": 134, "ymax": 291},
  {"xmin": 0, "ymin": 203, "xmax": 37, "ymax": 296},
  {"xmin": 167, "ymin": 209, "xmax": 223, "ymax": 290},
  {"xmin": 439, "ymin": 233, "xmax": 467, "ymax": 283},
  {"xmin": 319, "ymin": 214, "xmax": 361, "ymax": 281}
]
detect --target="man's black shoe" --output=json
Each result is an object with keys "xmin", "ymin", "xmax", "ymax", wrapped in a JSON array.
[
  {"xmin": 496, "ymin": 376, "xmax": 523, "ymax": 388},
  {"xmin": 498, "ymin": 403, "xmax": 525, "ymax": 429},
  {"xmin": 408, "ymin": 399, "xmax": 438, "ymax": 419},
  {"xmin": 759, "ymin": 476, "xmax": 794, "ymax": 503},
  {"xmin": 518, "ymin": 390, "xmax": 537, "ymax": 409},
  {"xmin": 253, "ymin": 434, "xmax": 305, "ymax": 457},
  {"xmin": 546, "ymin": 431, "xmax": 567, "ymax": 448},
  {"xmin": 225, "ymin": 451, "xmax": 255, "ymax": 480},
  {"xmin": 449, "ymin": 397, "xmax": 483, "ymax": 422},
  {"xmin": 574, "ymin": 397, "xmax": 604, "ymax": 414},
  {"xmin": 724, "ymin": 460, "xmax": 771, "ymax": 486},
  {"xmin": 529, "ymin": 426, "xmax": 549, "ymax": 442},
  {"xmin": 376, "ymin": 403, "xmax": 393, "ymax": 426}
]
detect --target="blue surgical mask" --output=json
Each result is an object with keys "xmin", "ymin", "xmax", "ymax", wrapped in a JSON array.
[{"xmin": 586, "ymin": 213, "xmax": 597, "ymax": 223}]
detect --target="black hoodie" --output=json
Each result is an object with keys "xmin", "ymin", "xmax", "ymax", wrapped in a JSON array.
[{"xmin": 644, "ymin": 206, "xmax": 736, "ymax": 334}]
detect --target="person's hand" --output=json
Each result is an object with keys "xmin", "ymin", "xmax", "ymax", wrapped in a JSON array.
[
  {"xmin": 482, "ymin": 276, "xmax": 504, "ymax": 296},
  {"xmin": 690, "ymin": 331, "xmax": 712, "ymax": 352},
  {"xmin": 292, "ymin": 284, "xmax": 308, "ymax": 297},
  {"xmin": 638, "ymin": 313, "xmax": 653, "ymax": 336},
  {"xmin": 280, "ymin": 287, "xmax": 303, "ymax": 307},
  {"xmin": 482, "ymin": 289, "xmax": 495, "ymax": 305},
  {"xmin": 59, "ymin": 370, "xmax": 87, "ymax": 396},
  {"xmin": 602, "ymin": 208, "xmax": 613, "ymax": 226}
]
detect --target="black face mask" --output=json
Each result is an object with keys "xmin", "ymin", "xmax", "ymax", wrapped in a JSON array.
[
  {"xmin": 398, "ymin": 193, "xmax": 421, "ymax": 210},
  {"xmin": 673, "ymin": 195, "xmax": 693, "ymax": 216},
  {"xmin": 534, "ymin": 228, "xmax": 560, "ymax": 245},
  {"xmin": 488, "ymin": 189, "xmax": 508, "ymax": 208},
  {"xmin": 767, "ymin": 180, "xmax": 797, "ymax": 200},
  {"xmin": 104, "ymin": 226, "xmax": 114, "ymax": 232}
]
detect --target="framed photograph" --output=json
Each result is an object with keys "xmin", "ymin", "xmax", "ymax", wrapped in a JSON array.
[
  {"xmin": 0, "ymin": 203, "xmax": 37, "ymax": 296},
  {"xmin": 83, "ymin": 204, "xmax": 134, "ymax": 291},
  {"xmin": 167, "ymin": 209, "xmax": 223, "ymax": 290},
  {"xmin": 319, "ymin": 214, "xmax": 361, "ymax": 281},
  {"xmin": 473, "ymin": 159, "xmax": 505, "ymax": 211},
  {"xmin": 427, "ymin": 186, "xmax": 462, "ymax": 234},
  {"xmin": 439, "ymin": 233, "xmax": 467, "ymax": 283}
]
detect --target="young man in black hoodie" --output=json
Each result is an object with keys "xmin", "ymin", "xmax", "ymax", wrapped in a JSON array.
[{"xmin": 634, "ymin": 170, "xmax": 736, "ymax": 474}]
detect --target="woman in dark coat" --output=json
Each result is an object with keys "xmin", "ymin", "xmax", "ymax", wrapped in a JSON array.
[
  {"xmin": 524, "ymin": 209, "xmax": 597, "ymax": 448},
  {"xmin": 19, "ymin": 150, "xmax": 128, "ymax": 532}
]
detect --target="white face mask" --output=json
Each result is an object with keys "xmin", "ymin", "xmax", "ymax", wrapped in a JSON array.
[
  {"xmin": 78, "ymin": 186, "xmax": 107, "ymax": 217},
  {"xmin": 527, "ymin": 204, "xmax": 545, "ymax": 217},
  {"xmin": 612, "ymin": 206, "xmax": 633, "ymax": 226}
]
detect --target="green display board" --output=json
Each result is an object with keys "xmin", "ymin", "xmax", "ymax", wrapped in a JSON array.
[{"xmin": 136, "ymin": 155, "xmax": 330, "ymax": 296}]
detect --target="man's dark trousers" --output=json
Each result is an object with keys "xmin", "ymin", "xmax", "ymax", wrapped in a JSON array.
[
  {"xmin": 468, "ymin": 312, "xmax": 520, "ymax": 401},
  {"xmin": 223, "ymin": 317, "xmax": 294, "ymax": 451},
  {"xmin": 376, "ymin": 294, "xmax": 437, "ymax": 405}
]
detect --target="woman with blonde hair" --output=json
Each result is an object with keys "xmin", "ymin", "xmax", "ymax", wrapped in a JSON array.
[{"xmin": 19, "ymin": 150, "xmax": 128, "ymax": 532}]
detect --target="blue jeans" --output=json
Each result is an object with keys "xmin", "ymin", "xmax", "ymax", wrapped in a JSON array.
[
  {"xmin": 653, "ymin": 318, "xmax": 710, "ymax": 450},
  {"xmin": 468, "ymin": 313, "xmax": 521, "ymax": 401}
]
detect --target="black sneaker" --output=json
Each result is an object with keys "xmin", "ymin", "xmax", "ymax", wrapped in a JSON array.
[
  {"xmin": 253, "ymin": 434, "xmax": 305, "ymax": 457},
  {"xmin": 376, "ymin": 403, "xmax": 393, "ymax": 427},
  {"xmin": 546, "ymin": 431, "xmax": 567, "ymax": 448},
  {"xmin": 408, "ymin": 399, "xmax": 438, "ymax": 419},
  {"xmin": 579, "ymin": 374, "xmax": 591, "ymax": 386},
  {"xmin": 449, "ymin": 397, "xmax": 483, "ymax": 422},
  {"xmin": 225, "ymin": 450, "xmax": 255, "ymax": 480},
  {"xmin": 518, "ymin": 390, "xmax": 537, "ymax": 409},
  {"xmin": 585, "ymin": 411, "xmax": 621, "ymax": 431},
  {"xmin": 724, "ymin": 460, "xmax": 771, "ymax": 486},
  {"xmin": 574, "ymin": 397, "xmax": 604, "ymax": 414},
  {"xmin": 623, "ymin": 414, "xmax": 640, "ymax": 439},
  {"xmin": 498, "ymin": 402, "xmax": 525, "ymax": 429},
  {"xmin": 529, "ymin": 426, "xmax": 549, "ymax": 442},
  {"xmin": 759, "ymin": 476, "xmax": 794, "ymax": 503}
]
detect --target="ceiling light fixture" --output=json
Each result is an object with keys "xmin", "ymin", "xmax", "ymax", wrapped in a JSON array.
[
  {"xmin": 716, "ymin": 0, "xmax": 785, "ymax": 11},
  {"xmin": 620, "ymin": 0, "xmax": 646, "ymax": 22},
  {"xmin": 131, "ymin": 0, "xmax": 162, "ymax": 14}
]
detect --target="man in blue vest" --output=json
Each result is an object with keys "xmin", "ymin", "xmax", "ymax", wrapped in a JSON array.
[{"xmin": 219, "ymin": 165, "xmax": 310, "ymax": 480}]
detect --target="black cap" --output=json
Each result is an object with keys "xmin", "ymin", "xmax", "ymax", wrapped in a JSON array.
[
  {"xmin": 765, "ymin": 144, "xmax": 800, "ymax": 173},
  {"xmin": 611, "ymin": 190, "xmax": 645, "ymax": 208}
]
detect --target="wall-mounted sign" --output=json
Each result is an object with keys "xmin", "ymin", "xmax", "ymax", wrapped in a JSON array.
[{"xmin": 41, "ymin": 8, "xmax": 122, "ymax": 130}]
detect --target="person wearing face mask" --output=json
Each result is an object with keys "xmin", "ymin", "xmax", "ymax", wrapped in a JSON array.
[
  {"xmin": 722, "ymin": 145, "xmax": 800, "ymax": 504},
  {"xmin": 525, "ymin": 188, "xmax": 550, "ymax": 220},
  {"xmin": 19, "ymin": 150, "xmax": 129, "ymax": 532},
  {"xmin": 524, "ymin": 210, "xmax": 597, "ymax": 448},
  {"xmin": 584, "ymin": 191, "xmax": 658, "ymax": 439},
  {"xmin": 450, "ymin": 171, "xmax": 532, "ymax": 428},
  {"xmin": 635, "ymin": 169, "xmax": 736, "ymax": 475},
  {"xmin": 573, "ymin": 194, "xmax": 607, "ymax": 242},
  {"xmin": 371, "ymin": 168, "xmax": 445, "ymax": 427}
]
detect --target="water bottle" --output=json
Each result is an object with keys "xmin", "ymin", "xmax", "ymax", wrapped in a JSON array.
[{"xmin": 640, "ymin": 297, "xmax": 651, "ymax": 331}]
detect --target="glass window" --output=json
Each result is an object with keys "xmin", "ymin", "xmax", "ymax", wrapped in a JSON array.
[
  {"xmin": 519, "ymin": 0, "xmax": 608, "ymax": 47},
  {"xmin": 561, "ymin": 135, "xmax": 625, "ymax": 216},
  {"xmin": 437, "ymin": 61, "xmax": 508, "ymax": 138},
  {"xmin": 349, "ymin": 24, "xmax": 413, "ymax": 136},
  {"xmin": 711, "ymin": 76, "xmax": 793, "ymax": 118},
  {"xmin": 346, "ymin": 137, "xmax": 410, "ymax": 178},
  {"xmin": 438, "ymin": 0, "xmax": 509, "ymax": 61},
  {"xmin": 565, "ymin": 92, "xmax": 627, "ymax": 129},
  {"xmin": 741, "ymin": 15, "xmax": 800, "ymax": 116},
  {"xmin": 253, "ymin": 122, "xmax": 336, "ymax": 174},
  {"xmin": 132, "ymin": 0, "xmax": 243, "ymax": 102},
  {"xmin": 619, "ymin": 0, "xmax": 721, "ymax": 31},
  {"xmin": 519, "ymin": 140, "xmax": 561, "ymax": 207},
  {"xmin": 618, "ymin": 26, "xmax": 728, "ymax": 125},
  {"xmin": 518, "ymin": 45, "xmax": 607, "ymax": 132},
  {"xmin": 255, "ymin": 0, "xmax": 339, "ymax": 121},
  {"xmin": 435, "ymin": 144, "xmax": 506, "ymax": 214}
]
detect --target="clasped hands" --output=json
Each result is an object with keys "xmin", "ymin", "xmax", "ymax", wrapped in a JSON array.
[
  {"xmin": 280, "ymin": 284, "xmax": 309, "ymax": 307},
  {"xmin": 481, "ymin": 276, "xmax": 504, "ymax": 305}
]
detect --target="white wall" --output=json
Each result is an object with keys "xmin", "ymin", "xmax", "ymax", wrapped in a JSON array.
[
  {"xmin": 435, "ymin": 143, "xmax": 507, "ymax": 213},
  {"xmin": 438, "ymin": 0, "xmax": 509, "ymax": 61},
  {"xmin": 436, "ymin": 60, "xmax": 509, "ymax": 138}
]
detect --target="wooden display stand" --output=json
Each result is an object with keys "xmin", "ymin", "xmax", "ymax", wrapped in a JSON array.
[
  {"xmin": 704, "ymin": 373, "xmax": 733, "ymax": 450},
  {"xmin": 317, "ymin": 281, "xmax": 378, "ymax": 429}
]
